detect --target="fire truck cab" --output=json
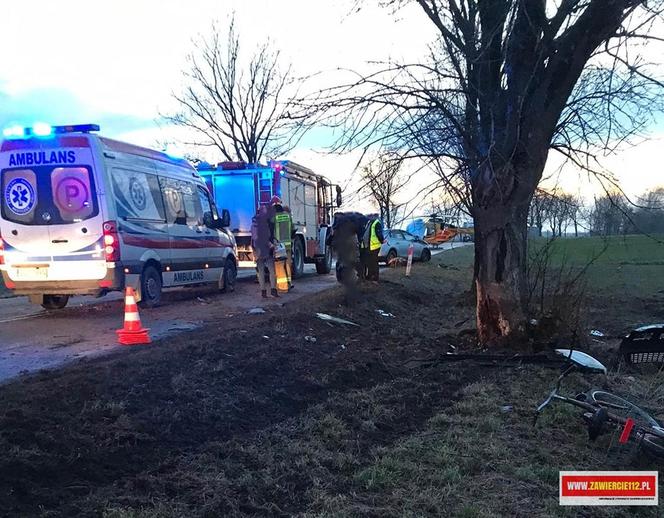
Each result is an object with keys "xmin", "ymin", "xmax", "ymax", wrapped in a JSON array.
[{"xmin": 198, "ymin": 160, "xmax": 342, "ymax": 277}]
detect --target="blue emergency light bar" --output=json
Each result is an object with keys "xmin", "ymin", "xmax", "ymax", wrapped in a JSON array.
[{"xmin": 2, "ymin": 123, "xmax": 100, "ymax": 139}]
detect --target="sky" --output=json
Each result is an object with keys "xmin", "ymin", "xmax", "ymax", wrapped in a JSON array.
[{"xmin": 1, "ymin": 0, "xmax": 662, "ymax": 221}]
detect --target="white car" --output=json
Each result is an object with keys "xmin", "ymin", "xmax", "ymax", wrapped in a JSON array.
[{"xmin": 379, "ymin": 229, "xmax": 431, "ymax": 264}]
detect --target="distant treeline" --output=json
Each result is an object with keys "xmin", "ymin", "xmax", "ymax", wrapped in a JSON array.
[{"xmin": 528, "ymin": 187, "xmax": 664, "ymax": 237}]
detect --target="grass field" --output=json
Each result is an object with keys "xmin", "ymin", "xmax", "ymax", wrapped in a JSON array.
[
  {"xmin": 441, "ymin": 234, "xmax": 664, "ymax": 332},
  {"xmin": 526, "ymin": 234, "xmax": 664, "ymax": 334},
  {"xmin": 529, "ymin": 234, "xmax": 664, "ymax": 298}
]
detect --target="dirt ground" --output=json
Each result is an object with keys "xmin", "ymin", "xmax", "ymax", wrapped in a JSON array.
[
  {"xmin": 0, "ymin": 251, "xmax": 662, "ymax": 517},
  {"xmin": 0, "ymin": 265, "xmax": 335, "ymax": 383}
]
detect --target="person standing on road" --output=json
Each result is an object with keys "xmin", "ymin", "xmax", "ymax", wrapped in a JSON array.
[
  {"xmin": 251, "ymin": 204, "xmax": 278, "ymax": 298},
  {"xmin": 361, "ymin": 213, "xmax": 384, "ymax": 283},
  {"xmin": 271, "ymin": 196, "xmax": 295, "ymax": 291}
]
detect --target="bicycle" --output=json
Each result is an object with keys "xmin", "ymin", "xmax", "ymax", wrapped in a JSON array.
[{"xmin": 534, "ymin": 349, "xmax": 664, "ymax": 458}]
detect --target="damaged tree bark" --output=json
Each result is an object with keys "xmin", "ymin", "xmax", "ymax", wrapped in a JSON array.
[
  {"xmin": 474, "ymin": 206, "xmax": 529, "ymax": 345},
  {"xmin": 471, "ymin": 156, "xmax": 539, "ymax": 346}
]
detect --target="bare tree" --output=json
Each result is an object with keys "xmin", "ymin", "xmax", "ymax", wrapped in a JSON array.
[
  {"xmin": 360, "ymin": 152, "xmax": 408, "ymax": 228},
  {"xmin": 589, "ymin": 192, "xmax": 634, "ymax": 235},
  {"xmin": 165, "ymin": 19, "xmax": 310, "ymax": 163},
  {"xmin": 528, "ymin": 189, "xmax": 555, "ymax": 237},
  {"xmin": 568, "ymin": 195, "xmax": 584, "ymax": 238},
  {"xmin": 633, "ymin": 187, "xmax": 664, "ymax": 233},
  {"xmin": 317, "ymin": 0, "xmax": 664, "ymax": 346},
  {"xmin": 548, "ymin": 192, "xmax": 579, "ymax": 237}
]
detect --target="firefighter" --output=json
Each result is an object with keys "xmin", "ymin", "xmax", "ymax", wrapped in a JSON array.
[
  {"xmin": 251, "ymin": 205, "xmax": 278, "ymax": 298},
  {"xmin": 270, "ymin": 196, "xmax": 295, "ymax": 290},
  {"xmin": 361, "ymin": 213, "xmax": 384, "ymax": 282}
]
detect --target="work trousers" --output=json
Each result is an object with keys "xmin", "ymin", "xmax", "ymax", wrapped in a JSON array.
[
  {"xmin": 256, "ymin": 256, "xmax": 276, "ymax": 291},
  {"xmin": 362, "ymin": 248, "xmax": 380, "ymax": 282},
  {"xmin": 285, "ymin": 245, "xmax": 293, "ymax": 285}
]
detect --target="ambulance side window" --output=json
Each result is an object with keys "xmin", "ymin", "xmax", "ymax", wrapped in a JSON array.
[
  {"xmin": 111, "ymin": 169, "xmax": 165, "ymax": 222},
  {"xmin": 159, "ymin": 177, "xmax": 202, "ymax": 227},
  {"xmin": 181, "ymin": 182, "xmax": 203, "ymax": 226},
  {"xmin": 159, "ymin": 177, "xmax": 186, "ymax": 225},
  {"xmin": 198, "ymin": 186, "xmax": 213, "ymax": 221}
]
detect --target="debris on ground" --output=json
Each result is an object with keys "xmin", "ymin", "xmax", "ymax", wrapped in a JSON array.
[
  {"xmin": 261, "ymin": 335, "xmax": 269, "ymax": 340},
  {"xmin": 248, "ymin": 307, "xmax": 266, "ymax": 315},
  {"xmin": 304, "ymin": 336, "xmax": 317, "ymax": 343},
  {"xmin": 619, "ymin": 324, "xmax": 664, "ymax": 364},
  {"xmin": 590, "ymin": 329, "xmax": 605, "ymax": 337},
  {"xmin": 376, "ymin": 309, "xmax": 395, "ymax": 318},
  {"xmin": 315, "ymin": 313, "xmax": 359, "ymax": 326},
  {"xmin": 167, "ymin": 323, "xmax": 200, "ymax": 332},
  {"xmin": 501, "ymin": 405, "xmax": 513, "ymax": 413}
]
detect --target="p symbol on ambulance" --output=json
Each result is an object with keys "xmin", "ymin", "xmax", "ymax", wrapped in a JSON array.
[{"xmin": 55, "ymin": 177, "xmax": 89, "ymax": 212}]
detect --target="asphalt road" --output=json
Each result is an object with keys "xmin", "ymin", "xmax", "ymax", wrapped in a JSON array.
[{"xmin": 0, "ymin": 241, "xmax": 469, "ymax": 383}]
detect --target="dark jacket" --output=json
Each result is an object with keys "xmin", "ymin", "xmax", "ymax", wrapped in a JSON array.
[{"xmin": 251, "ymin": 205, "xmax": 274, "ymax": 259}]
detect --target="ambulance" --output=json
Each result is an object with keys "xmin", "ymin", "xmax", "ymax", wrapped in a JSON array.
[{"xmin": 0, "ymin": 123, "xmax": 237, "ymax": 309}]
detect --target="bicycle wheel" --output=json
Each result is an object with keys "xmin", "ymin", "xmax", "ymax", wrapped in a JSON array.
[
  {"xmin": 641, "ymin": 433, "xmax": 664, "ymax": 458},
  {"xmin": 588, "ymin": 390, "xmax": 660, "ymax": 428}
]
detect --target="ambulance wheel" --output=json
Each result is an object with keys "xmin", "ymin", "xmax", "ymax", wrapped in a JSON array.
[
  {"xmin": 292, "ymin": 240, "xmax": 305, "ymax": 279},
  {"xmin": 139, "ymin": 265, "xmax": 162, "ymax": 308},
  {"xmin": 316, "ymin": 246, "xmax": 332, "ymax": 274},
  {"xmin": 221, "ymin": 257, "xmax": 237, "ymax": 293},
  {"xmin": 41, "ymin": 294, "xmax": 69, "ymax": 310}
]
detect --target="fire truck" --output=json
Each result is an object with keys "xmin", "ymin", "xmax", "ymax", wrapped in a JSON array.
[{"xmin": 197, "ymin": 160, "xmax": 342, "ymax": 277}]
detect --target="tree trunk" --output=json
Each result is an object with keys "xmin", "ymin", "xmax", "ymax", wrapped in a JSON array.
[{"xmin": 473, "ymin": 205, "xmax": 529, "ymax": 347}]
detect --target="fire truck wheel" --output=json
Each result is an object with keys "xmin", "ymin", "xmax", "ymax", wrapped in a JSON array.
[
  {"xmin": 292, "ymin": 239, "xmax": 305, "ymax": 278},
  {"xmin": 316, "ymin": 246, "xmax": 332, "ymax": 274}
]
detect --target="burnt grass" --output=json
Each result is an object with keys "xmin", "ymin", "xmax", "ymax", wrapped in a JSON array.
[{"xmin": 0, "ymin": 253, "xmax": 663, "ymax": 517}]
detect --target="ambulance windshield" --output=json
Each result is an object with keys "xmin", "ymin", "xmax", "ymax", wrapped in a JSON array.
[{"xmin": 1, "ymin": 165, "xmax": 98, "ymax": 225}]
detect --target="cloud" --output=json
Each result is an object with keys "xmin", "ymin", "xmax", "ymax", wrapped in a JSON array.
[{"xmin": 0, "ymin": 87, "xmax": 156, "ymax": 138}]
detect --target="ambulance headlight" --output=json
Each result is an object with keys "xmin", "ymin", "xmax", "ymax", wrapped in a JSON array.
[{"xmin": 32, "ymin": 123, "xmax": 53, "ymax": 137}]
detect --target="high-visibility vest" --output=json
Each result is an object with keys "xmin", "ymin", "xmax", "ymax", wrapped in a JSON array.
[
  {"xmin": 274, "ymin": 212, "xmax": 292, "ymax": 247},
  {"xmin": 369, "ymin": 220, "xmax": 381, "ymax": 251}
]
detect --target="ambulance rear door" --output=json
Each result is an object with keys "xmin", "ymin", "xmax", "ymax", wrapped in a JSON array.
[{"xmin": 0, "ymin": 136, "xmax": 106, "ymax": 282}]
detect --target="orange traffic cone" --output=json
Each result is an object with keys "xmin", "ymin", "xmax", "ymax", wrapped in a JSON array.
[{"xmin": 116, "ymin": 287, "xmax": 151, "ymax": 345}]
